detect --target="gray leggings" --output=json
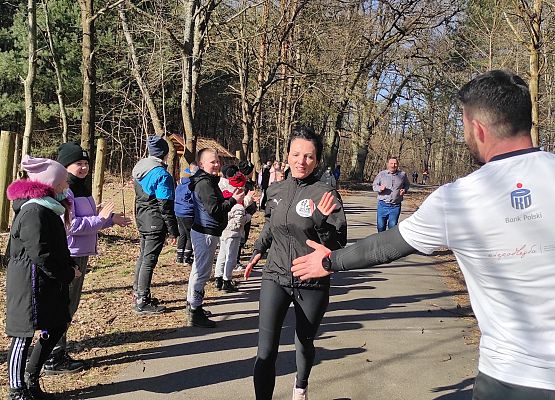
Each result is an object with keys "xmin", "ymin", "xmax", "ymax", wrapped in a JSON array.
[
  {"xmin": 473, "ymin": 372, "xmax": 555, "ymax": 400},
  {"xmin": 254, "ymin": 279, "xmax": 328, "ymax": 400}
]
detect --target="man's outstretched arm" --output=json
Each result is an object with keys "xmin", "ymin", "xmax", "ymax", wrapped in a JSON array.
[{"xmin": 292, "ymin": 225, "xmax": 417, "ymax": 280}]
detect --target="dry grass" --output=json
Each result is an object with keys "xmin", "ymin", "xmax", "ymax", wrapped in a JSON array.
[{"xmin": 0, "ymin": 178, "xmax": 477, "ymax": 397}]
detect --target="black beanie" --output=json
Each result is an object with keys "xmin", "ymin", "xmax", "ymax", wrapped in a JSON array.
[
  {"xmin": 57, "ymin": 142, "xmax": 90, "ymax": 168},
  {"xmin": 238, "ymin": 160, "xmax": 254, "ymax": 176},
  {"xmin": 222, "ymin": 164, "xmax": 239, "ymax": 178},
  {"xmin": 147, "ymin": 135, "xmax": 169, "ymax": 158}
]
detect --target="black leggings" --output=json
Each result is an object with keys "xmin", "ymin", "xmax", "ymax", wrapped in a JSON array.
[
  {"xmin": 473, "ymin": 372, "xmax": 555, "ymax": 400},
  {"xmin": 177, "ymin": 216, "xmax": 193, "ymax": 254},
  {"xmin": 7, "ymin": 325, "xmax": 66, "ymax": 389},
  {"xmin": 254, "ymin": 279, "xmax": 329, "ymax": 400}
]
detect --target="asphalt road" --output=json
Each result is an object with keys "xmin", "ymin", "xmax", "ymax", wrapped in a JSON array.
[{"xmin": 81, "ymin": 192, "xmax": 478, "ymax": 400}]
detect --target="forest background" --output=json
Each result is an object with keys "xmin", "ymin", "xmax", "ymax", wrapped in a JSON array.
[{"xmin": 0, "ymin": 0, "xmax": 553, "ymax": 206}]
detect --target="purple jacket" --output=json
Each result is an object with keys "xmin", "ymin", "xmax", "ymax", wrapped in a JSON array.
[{"xmin": 66, "ymin": 189, "xmax": 113, "ymax": 257}]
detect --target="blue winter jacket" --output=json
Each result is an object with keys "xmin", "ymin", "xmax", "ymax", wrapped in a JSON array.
[{"xmin": 174, "ymin": 177, "xmax": 194, "ymax": 219}]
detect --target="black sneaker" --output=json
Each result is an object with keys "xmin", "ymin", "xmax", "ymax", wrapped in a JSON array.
[
  {"xmin": 42, "ymin": 352, "xmax": 84, "ymax": 376},
  {"xmin": 187, "ymin": 305, "xmax": 216, "ymax": 328},
  {"xmin": 222, "ymin": 280, "xmax": 238, "ymax": 292},
  {"xmin": 215, "ymin": 277, "xmax": 223, "ymax": 290},
  {"xmin": 7, "ymin": 388, "xmax": 34, "ymax": 400},
  {"xmin": 25, "ymin": 372, "xmax": 57, "ymax": 399},
  {"xmin": 135, "ymin": 300, "xmax": 166, "ymax": 314}
]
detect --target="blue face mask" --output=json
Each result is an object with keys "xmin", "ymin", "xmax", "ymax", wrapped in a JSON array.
[{"xmin": 55, "ymin": 188, "xmax": 69, "ymax": 202}]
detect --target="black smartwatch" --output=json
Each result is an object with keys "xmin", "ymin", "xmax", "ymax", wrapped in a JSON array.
[{"xmin": 322, "ymin": 254, "xmax": 333, "ymax": 272}]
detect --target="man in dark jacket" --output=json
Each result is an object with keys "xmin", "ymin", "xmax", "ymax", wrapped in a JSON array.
[
  {"xmin": 132, "ymin": 136, "xmax": 179, "ymax": 314},
  {"xmin": 258, "ymin": 161, "xmax": 271, "ymax": 209},
  {"xmin": 186, "ymin": 148, "xmax": 244, "ymax": 327}
]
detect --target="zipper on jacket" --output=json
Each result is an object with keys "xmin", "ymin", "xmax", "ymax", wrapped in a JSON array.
[
  {"xmin": 284, "ymin": 179, "xmax": 297, "ymax": 287},
  {"xmin": 287, "ymin": 178, "xmax": 306, "ymax": 288}
]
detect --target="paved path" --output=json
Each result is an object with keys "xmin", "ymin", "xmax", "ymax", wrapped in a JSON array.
[{"xmin": 83, "ymin": 192, "xmax": 477, "ymax": 400}]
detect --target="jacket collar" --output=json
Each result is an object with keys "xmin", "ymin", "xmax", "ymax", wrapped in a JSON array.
[{"xmin": 290, "ymin": 172, "xmax": 318, "ymax": 187}]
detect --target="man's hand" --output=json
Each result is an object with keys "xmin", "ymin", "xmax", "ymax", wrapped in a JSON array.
[
  {"xmin": 292, "ymin": 240, "xmax": 332, "ymax": 280},
  {"xmin": 244, "ymin": 253, "xmax": 261, "ymax": 280},
  {"xmin": 379, "ymin": 184, "xmax": 386, "ymax": 192}
]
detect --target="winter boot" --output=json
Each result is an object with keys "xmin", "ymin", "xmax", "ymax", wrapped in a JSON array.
[
  {"xmin": 186, "ymin": 304, "xmax": 216, "ymax": 328},
  {"xmin": 183, "ymin": 250, "xmax": 194, "ymax": 265},
  {"xmin": 7, "ymin": 388, "xmax": 34, "ymax": 400},
  {"xmin": 43, "ymin": 351, "xmax": 84, "ymax": 375},
  {"xmin": 25, "ymin": 372, "xmax": 57, "ymax": 400},
  {"xmin": 215, "ymin": 277, "xmax": 223, "ymax": 290},
  {"xmin": 175, "ymin": 250, "xmax": 185, "ymax": 264},
  {"xmin": 222, "ymin": 280, "xmax": 238, "ymax": 293},
  {"xmin": 134, "ymin": 296, "xmax": 166, "ymax": 314}
]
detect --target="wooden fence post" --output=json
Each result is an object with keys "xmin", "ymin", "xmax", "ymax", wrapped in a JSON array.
[
  {"xmin": 0, "ymin": 131, "xmax": 16, "ymax": 232},
  {"xmin": 92, "ymin": 137, "xmax": 106, "ymax": 206}
]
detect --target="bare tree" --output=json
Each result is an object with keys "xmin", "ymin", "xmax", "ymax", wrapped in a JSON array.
[
  {"xmin": 41, "ymin": 0, "xmax": 69, "ymax": 143},
  {"xmin": 505, "ymin": 0, "xmax": 543, "ymax": 146},
  {"xmin": 22, "ymin": 0, "xmax": 37, "ymax": 157}
]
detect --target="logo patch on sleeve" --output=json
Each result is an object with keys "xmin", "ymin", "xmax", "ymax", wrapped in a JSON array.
[{"xmin": 296, "ymin": 199, "xmax": 315, "ymax": 217}]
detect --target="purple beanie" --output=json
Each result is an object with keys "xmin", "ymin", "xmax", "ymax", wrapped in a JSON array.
[{"xmin": 21, "ymin": 155, "xmax": 68, "ymax": 187}]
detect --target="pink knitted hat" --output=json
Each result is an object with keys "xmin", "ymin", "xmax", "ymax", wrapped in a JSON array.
[{"xmin": 21, "ymin": 155, "xmax": 68, "ymax": 187}]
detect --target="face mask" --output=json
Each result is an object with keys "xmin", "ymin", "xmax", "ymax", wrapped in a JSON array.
[{"xmin": 55, "ymin": 188, "xmax": 69, "ymax": 202}]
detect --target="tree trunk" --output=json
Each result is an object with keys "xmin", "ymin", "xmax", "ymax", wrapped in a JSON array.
[
  {"xmin": 79, "ymin": 0, "xmax": 95, "ymax": 154},
  {"xmin": 119, "ymin": 4, "xmax": 164, "ymax": 136},
  {"xmin": 529, "ymin": 0, "xmax": 542, "ymax": 147},
  {"xmin": 42, "ymin": 0, "xmax": 68, "ymax": 143},
  {"xmin": 181, "ymin": 0, "xmax": 199, "ymax": 162},
  {"xmin": 22, "ymin": 0, "xmax": 37, "ymax": 156}
]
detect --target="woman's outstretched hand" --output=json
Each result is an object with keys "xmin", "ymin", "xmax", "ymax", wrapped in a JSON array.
[
  {"xmin": 317, "ymin": 191, "xmax": 336, "ymax": 216},
  {"xmin": 244, "ymin": 253, "xmax": 262, "ymax": 280}
]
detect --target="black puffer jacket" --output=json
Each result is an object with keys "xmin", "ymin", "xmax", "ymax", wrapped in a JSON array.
[
  {"xmin": 253, "ymin": 173, "xmax": 347, "ymax": 288},
  {"xmin": 5, "ymin": 180, "xmax": 76, "ymax": 337}
]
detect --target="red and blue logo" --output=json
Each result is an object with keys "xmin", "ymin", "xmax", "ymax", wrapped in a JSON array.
[{"xmin": 511, "ymin": 183, "xmax": 531, "ymax": 210}]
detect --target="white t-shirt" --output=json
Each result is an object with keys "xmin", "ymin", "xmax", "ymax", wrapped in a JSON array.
[{"xmin": 399, "ymin": 150, "xmax": 555, "ymax": 390}]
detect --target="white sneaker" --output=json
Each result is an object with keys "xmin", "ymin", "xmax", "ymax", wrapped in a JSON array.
[{"xmin": 292, "ymin": 386, "xmax": 308, "ymax": 400}]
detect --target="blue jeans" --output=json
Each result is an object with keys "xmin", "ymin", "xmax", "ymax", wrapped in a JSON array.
[{"xmin": 376, "ymin": 200, "xmax": 401, "ymax": 232}]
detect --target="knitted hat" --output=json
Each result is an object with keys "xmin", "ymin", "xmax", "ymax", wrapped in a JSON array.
[
  {"xmin": 222, "ymin": 190, "xmax": 233, "ymax": 199},
  {"xmin": 238, "ymin": 160, "xmax": 254, "ymax": 176},
  {"xmin": 222, "ymin": 164, "xmax": 239, "ymax": 179},
  {"xmin": 228, "ymin": 172, "xmax": 247, "ymax": 188},
  {"xmin": 21, "ymin": 155, "xmax": 68, "ymax": 187},
  {"xmin": 147, "ymin": 135, "xmax": 169, "ymax": 158},
  {"xmin": 56, "ymin": 142, "xmax": 89, "ymax": 168}
]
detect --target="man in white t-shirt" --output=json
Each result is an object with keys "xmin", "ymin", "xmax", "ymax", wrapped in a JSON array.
[{"xmin": 290, "ymin": 70, "xmax": 555, "ymax": 400}]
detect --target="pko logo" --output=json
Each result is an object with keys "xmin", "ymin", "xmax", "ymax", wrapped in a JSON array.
[{"xmin": 511, "ymin": 183, "xmax": 532, "ymax": 210}]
